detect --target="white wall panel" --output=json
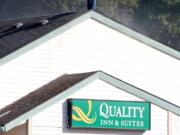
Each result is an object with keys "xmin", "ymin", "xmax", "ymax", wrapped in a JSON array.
[{"xmin": 172, "ymin": 113, "xmax": 180, "ymax": 135}]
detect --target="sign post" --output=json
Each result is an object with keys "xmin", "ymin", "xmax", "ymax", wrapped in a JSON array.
[{"xmin": 67, "ymin": 99, "xmax": 151, "ymax": 130}]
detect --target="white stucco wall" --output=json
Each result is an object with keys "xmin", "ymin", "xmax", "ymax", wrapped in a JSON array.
[{"xmin": 0, "ymin": 18, "xmax": 179, "ymax": 134}]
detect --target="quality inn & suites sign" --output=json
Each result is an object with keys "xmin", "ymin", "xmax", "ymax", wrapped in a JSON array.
[{"xmin": 67, "ymin": 99, "xmax": 151, "ymax": 130}]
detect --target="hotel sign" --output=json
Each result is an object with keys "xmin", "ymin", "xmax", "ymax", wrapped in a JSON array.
[{"xmin": 67, "ymin": 99, "xmax": 151, "ymax": 130}]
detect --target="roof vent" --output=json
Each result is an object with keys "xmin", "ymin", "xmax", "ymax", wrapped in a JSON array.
[
  {"xmin": 88, "ymin": 0, "xmax": 96, "ymax": 10},
  {"xmin": 15, "ymin": 22, "xmax": 23, "ymax": 28},
  {"xmin": 40, "ymin": 19, "xmax": 49, "ymax": 25},
  {"xmin": 0, "ymin": 22, "xmax": 23, "ymax": 37}
]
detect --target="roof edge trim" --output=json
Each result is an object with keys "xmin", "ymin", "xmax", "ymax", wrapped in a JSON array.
[
  {"xmin": 3, "ymin": 71, "xmax": 99, "ymax": 132},
  {"xmin": 0, "ymin": 11, "xmax": 92, "ymax": 66},
  {"xmin": 0, "ymin": 10, "xmax": 179, "ymax": 67},
  {"xmin": 0, "ymin": 70, "xmax": 180, "ymax": 132},
  {"xmin": 90, "ymin": 11, "xmax": 180, "ymax": 60},
  {"xmin": 98, "ymin": 71, "xmax": 180, "ymax": 116}
]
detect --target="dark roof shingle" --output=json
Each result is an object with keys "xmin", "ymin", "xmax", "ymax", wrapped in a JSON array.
[
  {"xmin": 0, "ymin": 71, "xmax": 96, "ymax": 126},
  {"xmin": 0, "ymin": 11, "xmax": 87, "ymax": 59}
]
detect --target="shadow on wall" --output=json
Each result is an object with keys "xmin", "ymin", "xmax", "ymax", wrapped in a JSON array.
[{"xmin": 62, "ymin": 100, "xmax": 145, "ymax": 135}]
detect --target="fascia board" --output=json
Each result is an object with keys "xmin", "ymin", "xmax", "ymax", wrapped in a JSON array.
[
  {"xmin": 3, "ymin": 72, "xmax": 98, "ymax": 132},
  {"xmin": 1, "ymin": 70, "xmax": 179, "ymax": 132},
  {"xmin": 98, "ymin": 71, "xmax": 180, "ymax": 116},
  {"xmin": 90, "ymin": 11, "xmax": 180, "ymax": 60},
  {"xmin": 0, "ymin": 10, "xmax": 179, "ymax": 68},
  {"xmin": 0, "ymin": 11, "xmax": 92, "ymax": 66}
]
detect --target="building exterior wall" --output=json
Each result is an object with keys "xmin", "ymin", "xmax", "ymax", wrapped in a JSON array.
[{"xmin": 0, "ymin": 18, "xmax": 179, "ymax": 134}]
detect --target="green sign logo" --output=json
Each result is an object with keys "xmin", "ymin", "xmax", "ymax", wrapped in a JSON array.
[
  {"xmin": 72, "ymin": 100, "xmax": 97, "ymax": 124},
  {"xmin": 68, "ymin": 99, "xmax": 151, "ymax": 130}
]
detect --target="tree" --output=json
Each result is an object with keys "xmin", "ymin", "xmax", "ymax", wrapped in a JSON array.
[
  {"xmin": 134, "ymin": 0, "xmax": 180, "ymax": 50},
  {"xmin": 41, "ymin": 0, "xmax": 86, "ymax": 13},
  {"xmin": 96, "ymin": 0, "xmax": 180, "ymax": 51},
  {"xmin": 96, "ymin": 0, "xmax": 140, "ymax": 25},
  {"xmin": 0, "ymin": 0, "xmax": 179, "ymax": 50}
]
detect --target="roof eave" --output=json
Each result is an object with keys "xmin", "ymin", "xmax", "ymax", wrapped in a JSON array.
[
  {"xmin": 1, "ymin": 71, "xmax": 99, "ymax": 132},
  {"xmin": 89, "ymin": 11, "xmax": 180, "ymax": 60},
  {"xmin": 0, "ymin": 10, "xmax": 179, "ymax": 67},
  {"xmin": 0, "ymin": 70, "xmax": 179, "ymax": 132},
  {"xmin": 0, "ymin": 11, "xmax": 92, "ymax": 66},
  {"xmin": 98, "ymin": 71, "xmax": 180, "ymax": 116}
]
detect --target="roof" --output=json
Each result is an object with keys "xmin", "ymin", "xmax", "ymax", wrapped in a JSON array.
[
  {"xmin": 0, "ymin": 11, "xmax": 86, "ymax": 60},
  {"xmin": 0, "ymin": 70, "xmax": 179, "ymax": 132},
  {"xmin": 0, "ymin": 10, "xmax": 179, "ymax": 67},
  {"xmin": 0, "ymin": 71, "xmax": 97, "ymax": 132}
]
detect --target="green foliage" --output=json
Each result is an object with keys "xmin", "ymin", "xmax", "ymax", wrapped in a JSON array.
[
  {"xmin": 96, "ymin": 0, "xmax": 180, "ymax": 50},
  {"xmin": 41, "ymin": 0, "xmax": 86, "ymax": 13},
  {"xmin": 162, "ymin": 0, "xmax": 180, "ymax": 5},
  {"xmin": 134, "ymin": 0, "xmax": 180, "ymax": 49},
  {"xmin": 1, "ymin": 0, "xmax": 179, "ymax": 50},
  {"xmin": 119, "ymin": 0, "xmax": 140, "ymax": 8},
  {"xmin": 96, "ymin": 0, "xmax": 141, "ymax": 24}
]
